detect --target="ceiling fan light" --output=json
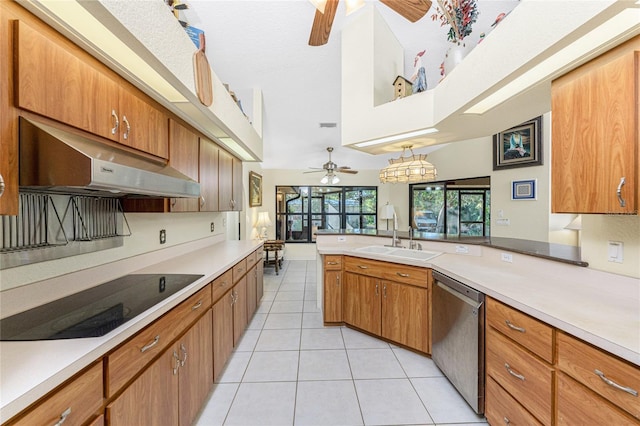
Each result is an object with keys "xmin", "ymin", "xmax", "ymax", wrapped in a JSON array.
[
  {"xmin": 345, "ymin": 0, "xmax": 365, "ymax": 15},
  {"xmin": 331, "ymin": 175, "xmax": 340, "ymax": 184},
  {"xmin": 309, "ymin": 0, "xmax": 327, "ymax": 14},
  {"xmin": 320, "ymin": 174, "xmax": 330, "ymax": 184}
]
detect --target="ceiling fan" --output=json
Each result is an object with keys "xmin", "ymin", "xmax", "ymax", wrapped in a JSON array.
[
  {"xmin": 305, "ymin": 147, "xmax": 359, "ymax": 183},
  {"xmin": 309, "ymin": 0, "xmax": 433, "ymax": 46}
]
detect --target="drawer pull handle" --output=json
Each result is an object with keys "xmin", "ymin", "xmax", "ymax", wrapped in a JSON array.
[
  {"xmin": 505, "ymin": 320, "xmax": 526, "ymax": 333},
  {"xmin": 504, "ymin": 363, "xmax": 525, "ymax": 381},
  {"xmin": 141, "ymin": 335, "xmax": 160, "ymax": 353},
  {"xmin": 595, "ymin": 369, "xmax": 638, "ymax": 397},
  {"xmin": 192, "ymin": 300, "xmax": 203, "ymax": 311},
  {"xmin": 54, "ymin": 407, "xmax": 71, "ymax": 426},
  {"xmin": 358, "ymin": 265, "xmax": 369, "ymax": 269},
  {"xmin": 180, "ymin": 343, "xmax": 188, "ymax": 366},
  {"xmin": 396, "ymin": 272, "xmax": 410, "ymax": 277},
  {"xmin": 503, "ymin": 417, "xmax": 510, "ymax": 425},
  {"xmin": 327, "ymin": 261, "xmax": 338, "ymax": 265},
  {"xmin": 173, "ymin": 350, "xmax": 180, "ymax": 375}
]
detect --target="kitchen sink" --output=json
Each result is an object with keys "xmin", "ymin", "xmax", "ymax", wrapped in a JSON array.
[{"xmin": 354, "ymin": 245, "xmax": 442, "ymax": 261}]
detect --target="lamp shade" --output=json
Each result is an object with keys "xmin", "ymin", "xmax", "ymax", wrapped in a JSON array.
[
  {"xmin": 379, "ymin": 145, "xmax": 437, "ymax": 184},
  {"xmin": 380, "ymin": 204, "xmax": 396, "ymax": 219},
  {"xmin": 255, "ymin": 212, "xmax": 272, "ymax": 228}
]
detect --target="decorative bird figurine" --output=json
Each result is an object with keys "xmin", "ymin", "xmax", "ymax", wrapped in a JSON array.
[{"xmin": 410, "ymin": 50, "xmax": 427, "ymax": 93}]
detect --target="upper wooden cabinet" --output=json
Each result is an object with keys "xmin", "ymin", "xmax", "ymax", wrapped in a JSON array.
[
  {"xmin": 14, "ymin": 19, "xmax": 168, "ymax": 159},
  {"xmin": 199, "ymin": 138, "xmax": 220, "ymax": 212},
  {"xmin": 551, "ymin": 35, "xmax": 639, "ymax": 214},
  {"xmin": 168, "ymin": 119, "xmax": 200, "ymax": 212}
]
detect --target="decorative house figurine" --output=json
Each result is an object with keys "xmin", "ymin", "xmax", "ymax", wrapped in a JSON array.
[{"xmin": 393, "ymin": 76, "xmax": 413, "ymax": 100}]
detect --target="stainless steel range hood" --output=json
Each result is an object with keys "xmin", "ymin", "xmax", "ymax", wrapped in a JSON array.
[{"xmin": 19, "ymin": 118, "xmax": 200, "ymax": 198}]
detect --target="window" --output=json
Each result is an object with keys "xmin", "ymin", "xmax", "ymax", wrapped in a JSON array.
[
  {"xmin": 410, "ymin": 177, "xmax": 491, "ymax": 237},
  {"xmin": 275, "ymin": 186, "xmax": 377, "ymax": 243}
]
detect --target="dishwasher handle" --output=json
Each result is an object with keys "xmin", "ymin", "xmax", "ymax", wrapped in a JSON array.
[
  {"xmin": 436, "ymin": 281, "xmax": 484, "ymax": 310},
  {"xmin": 433, "ymin": 270, "xmax": 484, "ymax": 304}
]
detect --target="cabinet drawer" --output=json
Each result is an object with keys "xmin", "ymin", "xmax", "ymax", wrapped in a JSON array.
[
  {"xmin": 485, "ymin": 376, "xmax": 542, "ymax": 426},
  {"xmin": 381, "ymin": 263, "xmax": 429, "ymax": 288},
  {"xmin": 233, "ymin": 259, "xmax": 247, "ymax": 282},
  {"xmin": 106, "ymin": 284, "xmax": 211, "ymax": 397},
  {"xmin": 246, "ymin": 250, "xmax": 258, "ymax": 269},
  {"xmin": 324, "ymin": 255, "xmax": 342, "ymax": 270},
  {"xmin": 557, "ymin": 331, "xmax": 640, "ymax": 420},
  {"xmin": 486, "ymin": 327, "xmax": 553, "ymax": 425},
  {"xmin": 8, "ymin": 362, "xmax": 103, "ymax": 426},
  {"xmin": 211, "ymin": 270, "xmax": 233, "ymax": 304},
  {"xmin": 557, "ymin": 372, "xmax": 638, "ymax": 425},
  {"xmin": 487, "ymin": 297, "xmax": 554, "ymax": 363},
  {"xmin": 344, "ymin": 256, "xmax": 384, "ymax": 277}
]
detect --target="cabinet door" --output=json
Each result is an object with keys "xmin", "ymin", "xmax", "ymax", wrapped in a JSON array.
[
  {"xmin": 199, "ymin": 138, "xmax": 219, "ymax": 211},
  {"xmin": 218, "ymin": 149, "xmax": 234, "ymax": 211},
  {"xmin": 107, "ymin": 345, "xmax": 179, "ymax": 426},
  {"xmin": 118, "ymin": 83, "xmax": 168, "ymax": 159},
  {"xmin": 0, "ymin": 2, "xmax": 19, "ymax": 215},
  {"xmin": 213, "ymin": 290, "xmax": 234, "ymax": 381},
  {"xmin": 343, "ymin": 272, "xmax": 381, "ymax": 336},
  {"xmin": 323, "ymin": 270, "xmax": 342, "ymax": 323},
  {"xmin": 381, "ymin": 280, "xmax": 429, "ymax": 353},
  {"xmin": 168, "ymin": 119, "xmax": 200, "ymax": 212},
  {"xmin": 246, "ymin": 264, "xmax": 258, "ymax": 321},
  {"xmin": 552, "ymin": 42, "xmax": 638, "ymax": 213},
  {"xmin": 178, "ymin": 309, "xmax": 213, "ymax": 426},
  {"xmin": 233, "ymin": 276, "xmax": 248, "ymax": 346},
  {"xmin": 232, "ymin": 156, "xmax": 243, "ymax": 211},
  {"xmin": 256, "ymin": 249, "xmax": 264, "ymax": 303}
]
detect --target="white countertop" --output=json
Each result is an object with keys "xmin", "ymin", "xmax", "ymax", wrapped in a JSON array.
[
  {"xmin": 316, "ymin": 235, "xmax": 640, "ymax": 367},
  {"xmin": 0, "ymin": 238, "xmax": 261, "ymax": 423}
]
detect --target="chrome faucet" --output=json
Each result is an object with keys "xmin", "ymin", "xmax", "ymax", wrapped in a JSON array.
[
  {"xmin": 390, "ymin": 212, "xmax": 402, "ymax": 247},
  {"xmin": 408, "ymin": 227, "xmax": 422, "ymax": 250}
]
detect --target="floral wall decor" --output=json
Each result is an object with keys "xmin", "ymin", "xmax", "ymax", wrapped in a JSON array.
[{"xmin": 431, "ymin": 0, "xmax": 479, "ymax": 45}]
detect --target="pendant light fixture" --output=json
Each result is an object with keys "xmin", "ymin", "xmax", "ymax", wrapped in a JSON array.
[
  {"xmin": 379, "ymin": 145, "xmax": 437, "ymax": 184},
  {"xmin": 320, "ymin": 172, "xmax": 340, "ymax": 185}
]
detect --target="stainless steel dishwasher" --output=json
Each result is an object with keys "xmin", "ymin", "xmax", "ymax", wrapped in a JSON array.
[{"xmin": 431, "ymin": 270, "xmax": 485, "ymax": 414}]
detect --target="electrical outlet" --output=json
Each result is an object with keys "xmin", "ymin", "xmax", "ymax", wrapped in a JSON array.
[
  {"xmin": 455, "ymin": 245, "xmax": 469, "ymax": 254},
  {"xmin": 608, "ymin": 241, "xmax": 623, "ymax": 263},
  {"xmin": 337, "ymin": 236, "xmax": 347, "ymax": 242},
  {"xmin": 496, "ymin": 218, "xmax": 510, "ymax": 226},
  {"xmin": 222, "ymin": 218, "xmax": 227, "ymax": 227},
  {"xmin": 159, "ymin": 229, "xmax": 166, "ymax": 244},
  {"xmin": 210, "ymin": 222, "xmax": 215, "ymax": 232},
  {"xmin": 501, "ymin": 252, "xmax": 513, "ymax": 263}
]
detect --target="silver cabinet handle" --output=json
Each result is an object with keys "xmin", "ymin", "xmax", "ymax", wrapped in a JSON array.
[
  {"xmin": 327, "ymin": 261, "xmax": 338, "ymax": 265},
  {"xmin": 505, "ymin": 320, "xmax": 526, "ymax": 333},
  {"xmin": 140, "ymin": 335, "xmax": 160, "ymax": 353},
  {"xmin": 173, "ymin": 350, "xmax": 180, "ymax": 375},
  {"xmin": 375, "ymin": 283, "xmax": 379, "ymax": 296},
  {"xmin": 336, "ymin": 275, "xmax": 340, "ymax": 286},
  {"xmin": 0, "ymin": 173, "xmax": 5, "ymax": 197},
  {"xmin": 504, "ymin": 363, "xmax": 525, "ymax": 381},
  {"xmin": 54, "ymin": 407, "xmax": 71, "ymax": 426},
  {"xmin": 171, "ymin": 198, "xmax": 177, "ymax": 207},
  {"xmin": 595, "ymin": 369, "xmax": 638, "ymax": 397},
  {"xmin": 200, "ymin": 196, "xmax": 205, "ymax": 207},
  {"xmin": 383, "ymin": 283, "xmax": 387, "ymax": 298},
  {"xmin": 230, "ymin": 292, "xmax": 235, "ymax": 305},
  {"xmin": 617, "ymin": 177, "xmax": 626, "ymax": 207},
  {"xmin": 111, "ymin": 109, "xmax": 119, "ymax": 135},
  {"xmin": 192, "ymin": 300, "xmax": 203, "ymax": 311},
  {"xmin": 180, "ymin": 343, "xmax": 188, "ymax": 366},
  {"xmin": 503, "ymin": 417, "xmax": 510, "ymax": 425},
  {"xmin": 396, "ymin": 272, "xmax": 410, "ymax": 277},
  {"xmin": 122, "ymin": 115, "xmax": 130, "ymax": 140},
  {"xmin": 358, "ymin": 265, "xmax": 369, "ymax": 269}
]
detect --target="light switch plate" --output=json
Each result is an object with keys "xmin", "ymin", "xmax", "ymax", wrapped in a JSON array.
[
  {"xmin": 496, "ymin": 218, "xmax": 510, "ymax": 226},
  {"xmin": 608, "ymin": 241, "xmax": 623, "ymax": 263}
]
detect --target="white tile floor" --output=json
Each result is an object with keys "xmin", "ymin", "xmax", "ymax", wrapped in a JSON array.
[{"xmin": 195, "ymin": 259, "xmax": 488, "ymax": 426}]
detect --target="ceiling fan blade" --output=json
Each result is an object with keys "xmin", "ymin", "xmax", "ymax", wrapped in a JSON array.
[
  {"xmin": 337, "ymin": 168, "xmax": 359, "ymax": 174},
  {"xmin": 379, "ymin": 0, "xmax": 432, "ymax": 23},
  {"xmin": 303, "ymin": 170, "xmax": 326, "ymax": 174},
  {"xmin": 309, "ymin": 0, "xmax": 339, "ymax": 46}
]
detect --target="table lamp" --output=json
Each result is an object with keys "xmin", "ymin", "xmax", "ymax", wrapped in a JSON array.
[{"xmin": 255, "ymin": 212, "xmax": 272, "ymax": 240}]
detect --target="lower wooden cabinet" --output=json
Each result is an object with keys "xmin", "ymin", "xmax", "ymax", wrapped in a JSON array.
[
  {"xmin": 323, "ymin": 255, "xmax": 343, "ymax": 324},
  {"xmin": 6, "ymin": 362, "xmax": 103, "ymax": 426},
  {"xmin": 107, "ymin": 310, "xmax": 213, "ymax": 426},
  {"xmin": 212, "ymin": 289, "xmax": 234, "ymax": 381},
  {"xmin": 485, "ymin": 376, "xmax": 542, "ymax": 426},
  {"xmin": 246, "ymin": 263, "xmax": 258, "ymax": 321},
  {"xmin": 341, "ymin": 257, "xmax": 430, "ymax": 354},
  {"xmin": 232, "ymin": 276, "xmax": 248, "ymax": 346}
]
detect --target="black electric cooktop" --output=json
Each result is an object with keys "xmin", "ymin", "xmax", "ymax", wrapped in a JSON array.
[{"xmin": 0, "ymin": 273, "xmax": 204, "ymax": 341}]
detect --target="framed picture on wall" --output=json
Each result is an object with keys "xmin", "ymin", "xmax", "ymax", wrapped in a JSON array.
[
  {"xmin": 511, "ymin": 179, "xmax": 537, "ymax": 200},
  {"xmin": 249, "ymin": 171, "xmax": 262, "ymax": 207},
  {"xmin": 493, "ymin": 116, "xmax": 543, "ymax": 170}
]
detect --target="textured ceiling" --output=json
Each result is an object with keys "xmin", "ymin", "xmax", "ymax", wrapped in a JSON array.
[{"xmin": 184, "ymin": 0, "xmax": 519, "ymax": 170}]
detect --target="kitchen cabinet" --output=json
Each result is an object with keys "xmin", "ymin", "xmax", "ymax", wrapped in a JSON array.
[
  {"xmin": 212, "ymin": 289, "xmax": 234, "ymax": 381},
  {"xmin": 485, "ymin": 376, "xmax": 543, "ymax": 426},
  {"xmin": 323, "ymin": 255, "xmax": 343, "ymax": 324},
  {"xmin": 342, "ymin": 256, "xmax": 430, "ymax": 353},
  {"xmin": 246, "ymin": 262, "xmax": 258, "ymax": 321},
  {"xmin": 232, "ymin": 275, "xmax": 248, "ymax": 346},
  {"xmin": 256, "ymin": 246, "xmax": 264, "ymax": 303},
  {"xmin": 14, "ymin": 19, "xmax": 169, "ymax": 159},
  {"xmin": 5, "ymin": 362, "xmax": 103, "ymax": 426},
  {"xmin": 106, "ymin": 284, "xmax": 212, "ymax": 398},
  {"xmin": 107, "ymin": 310, "xmax": 212, "ymax": 426},
  {"xmin": 551, "ymin": 35, "xmax": 639, "ymax": 214},
  {"xmin": 485, "ymin": 298, "xmax": 554, "ymax": 426},
  {"xmin": 218, "ymin": 149, "xmax": 243, "ymax": 211},
  {"xmin": 557, "ymin": 331, "xmax": 639, "ymax": 422},
  {"xmin": 199, "ymin": 137, "xmax": 220, "ymax": 211},
  {"xmin": 0, "ymin": 2, "xmax": 19, "ymax": 215},
  {"xmin": 167, "ymin": 119, "xmax": 200, "ymax": 212}
]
